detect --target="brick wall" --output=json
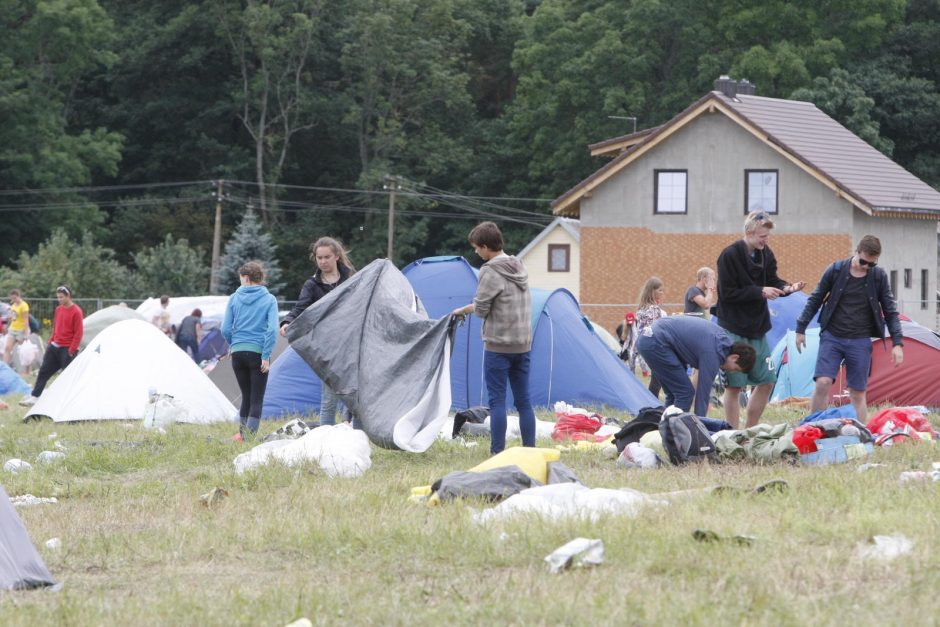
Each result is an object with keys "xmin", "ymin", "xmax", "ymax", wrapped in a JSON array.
[{"xmin": 580, "ymin": 226, "xmax": 852, "ymax": 333}]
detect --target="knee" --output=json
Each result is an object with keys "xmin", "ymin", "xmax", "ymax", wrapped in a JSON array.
[{"xmin": 814, "ymin": 377, "xmax": 834, "ymax": 393}]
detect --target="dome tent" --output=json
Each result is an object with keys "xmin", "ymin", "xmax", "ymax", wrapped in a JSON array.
[
  {"xmin": 26, "ymin": 320, "xmax": 237, "ymax": 424},
  {"xmin": 261, "ymin": 256, "xmax": 657, "ymax": 419}
]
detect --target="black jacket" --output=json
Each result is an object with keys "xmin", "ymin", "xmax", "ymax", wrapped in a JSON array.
[
  {"xmin": 715, "ymin": 240, "xmax": 789, "ymax": 339},
  {"xmin": 280, "ymin": 265, "xmax": 353, "ymax": 327},
  {"xmin": 795, "ymin": 258, "xmax": 903, "ymax": 346}
]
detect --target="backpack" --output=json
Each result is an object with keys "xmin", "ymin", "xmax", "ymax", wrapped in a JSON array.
[
  {"xmin": 28, "ymin": 314, "xmax": 40, "ymax": 334},
  {"xmin": 612, "ymin": 405, "xmax": 664, "ymax": 453},
  {"xmin": 659, "ymin": 412, "xmax": 718, "ymax": 465}
]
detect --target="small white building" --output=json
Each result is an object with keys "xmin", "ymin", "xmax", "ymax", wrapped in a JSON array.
[{"xmin": 517, "ymin": 217, "xmax": 581, "ymax": 300}]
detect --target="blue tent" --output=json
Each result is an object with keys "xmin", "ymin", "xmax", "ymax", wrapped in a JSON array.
[
  {"xmin": 714, "ymin": 291, "xmax": 818, "ymax": 350},
  {"xmin": 0, "ymin": 362, "xmax": 31, "ymax": 396},
  {"xmin": 770, "ymin": 328, "xmax": 821, "ymax": 401},
  {"xmin": 261, "ymin": 256, "xmax": 658, "ymax": 418},
  {"xmin": 197, "ymin": 327, "xmax": 229, "ymax": 363}
]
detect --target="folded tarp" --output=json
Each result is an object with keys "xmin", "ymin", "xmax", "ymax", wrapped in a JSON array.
[{"xmin": 287, "ymin": 259, "xmax": 453, "ymax": 452}]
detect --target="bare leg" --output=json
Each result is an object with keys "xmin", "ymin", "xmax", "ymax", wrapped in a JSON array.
[
  {"xmin": 723, "ymin": 387, "xmax": 742, "ymax": 429},
  {"xmin": 811, "ymin": 377, "xmax": 833, "ymax": 414},
  {"xmin": 745, "ymin": 383, "xmax": 774, "ymax": 428},
  {"xmin": 2, "ymin": 335, "xmax": 13, "ymax": 365},
  {"xmin": 848, "ymin": 389, "xmax": 868, "ymax": 423}
]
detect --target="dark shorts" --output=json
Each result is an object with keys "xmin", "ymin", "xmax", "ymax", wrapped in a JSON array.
[{"xmin": 815, "ymin": 331, "xmax": 872, "ymax": 391}]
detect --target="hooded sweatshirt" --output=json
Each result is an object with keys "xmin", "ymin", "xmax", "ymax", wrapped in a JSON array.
[
  {"xmin": 221, "ymin": 285, "xmax": 279, "ymax": 360},
  {"xmin": 473, "ymin": 254, "xmax": 532, "ymax": 354}
]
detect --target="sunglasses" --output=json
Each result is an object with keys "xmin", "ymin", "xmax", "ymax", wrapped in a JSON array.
[{"xmin": 857, "ymin": 257, "xmax": 877, "ymax": 268}]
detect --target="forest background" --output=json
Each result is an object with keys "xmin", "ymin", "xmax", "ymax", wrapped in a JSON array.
[{"xmin": 3, "ymin": 0, "xmax": 940, "ymax": 298}]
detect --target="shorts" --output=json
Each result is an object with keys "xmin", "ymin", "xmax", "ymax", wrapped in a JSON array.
[
  {"xmin": 815, "ymin": 331, "xmax": 872, "ymax": 391},
  {"xmin": 7, "ymin": 329, "xmax": 27, "ymax": 342},
  {"xmin": 724, "ymin": 332, "xmax": 776, "ymax": 388}
]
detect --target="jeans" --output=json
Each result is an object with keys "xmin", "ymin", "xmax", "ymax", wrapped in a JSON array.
[
  {"xmin": 32, "ymin": 344, "xmax": 73, "ymax": 397},
  {"xmin": 176, "ymin": 336, "xmax": 200, "ymax": 363},
  {"xmin": 319, "ymin": 382, "xmax": 341, "ymax": 425},
  {"xmin": 484, "ymin": 350, "xmax": 537, "ymax": 454},
  {"xmin": 636, "ymin": 334, "xmax": 695, "ymax": 414}
]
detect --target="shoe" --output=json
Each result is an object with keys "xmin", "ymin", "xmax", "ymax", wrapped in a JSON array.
[
  {"xmin": 18, "ymin": 395, "xmax": 38, "ymax": 407},
  {"xmin": 231, "ymin": 432, "xmax": 244, "ymax": 442}
]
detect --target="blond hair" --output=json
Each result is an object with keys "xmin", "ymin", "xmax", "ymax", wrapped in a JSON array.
[
  {"xmin": 309, "ymin": 237, "xmax": 355, "ymax": 272},
  {"xmin": 637, "ymin": 277, "xmax": 664, "ymax": 308},
  {"xmin": 744, "ymin": 211, "xmax": 775, "ymax": 234}
]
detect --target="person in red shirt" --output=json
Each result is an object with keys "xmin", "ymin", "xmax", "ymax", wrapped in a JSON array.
[{"xmin": 19, "ymin": 286, "xmax": 83, "ymax": 406}]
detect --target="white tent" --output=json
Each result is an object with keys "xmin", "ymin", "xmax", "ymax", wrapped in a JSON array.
[
  {"xmin": 136, "ymin": 295, "xmax": 230, "ymax": 326},
  {"xmin": 82, "ymin": 304, "xmax": 147, "ymax": 349},
  {"xmin": 26, "ymin": 320, "xmax": 237, "ymax": 424}
]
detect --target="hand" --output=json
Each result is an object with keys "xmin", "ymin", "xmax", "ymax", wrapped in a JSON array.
[
  {"xmin": 451, "ymin": 305, "xmax": 471, "ymax": 320},
  {"xmin": 891, "ymin": 345, "xmax": 904, "ymax": 367},
  {"xmin": 279, "ymin": 325, "xmax": 288, "ymax": 337},
  {"xmin": 68, "ymin": 350, "xmax": 76, "ymax": 358},
  {"xmin": 762, "ymin": 286, "xmax": 785, "ymax": 300},
  {"xmin": 794, "ymin": 333, "xmax": 806, "ymax": 353},
  {"xmin": 260, "ymin": 359, "xmax": 270, "ymax": 374},
  {"xmin": 785, "ymin": 281, "xmax": 805, "ymax": 294}
]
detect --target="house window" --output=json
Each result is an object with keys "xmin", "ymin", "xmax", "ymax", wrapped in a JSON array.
[
  {"xmin": 548, "ymin": 244, "xmax": 570, "ymax": 272},
  {"xmin": 922, "ymin": 269, "xmax": 929, "ymax": 310},
  {"xmin": 654, "ymin": 170, "xmax": 687, "ymax": 214},
  {"xmin": 745, "ymin": 170, "xmax": 778, "ymax": 214},
  {"xmin": 904, "ymin": 268, "xmax": 912, "ymax": 288},
  {"xmin": 890, "ymin": 270, "xmax": 898, "ymax": 297}
]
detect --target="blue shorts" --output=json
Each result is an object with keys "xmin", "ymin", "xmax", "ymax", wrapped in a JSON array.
[{"xmin": 815, "ymin": 331, "xmax": 872, "ymax": 391}]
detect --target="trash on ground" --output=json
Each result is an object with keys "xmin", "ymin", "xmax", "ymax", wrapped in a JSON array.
[
  {"xmin": 200, "ymin": 487, "xmax": 229, "ymax": 508},
  {"xmin": 44, "ymin": 538, "xmax": 61, "ymax": 551},
  {"xmin": 545, "ymin": 537, "xmax": 605, "ymax": 573},
  {"xmin": 856, "ymin": 463, "xmax": 888, "ymax": 473},
  {"xmin": 899, "ymin": 470, "xmax": 940, "ymax": 483},
  {"xmin": 692, "ymin": 529, "xmax": 756, "ymax": 546},
  {"xmin": 856, "ymin": 533, "xmax": 913, "ymax": 561},
  {"xmin": 473, "ymin": 482, "xmax": 663, "ymax": 523},
  {"xmin": 4, "ymin": 458, "xmax": 32, "ymax": 473},
  {"xmin": 10, "ymin": 494, "xmax": 58, "ymax": 507},
  {"xmin": 47, "ymin": 433, "xmax": 57, "ymax": 439},
  {"xmin": 285, "ymin": 618, "xmax": 313, "ymax": 627},
  {"xmin": 234, "ymin": 423, "xmax": 372, "ymax": 478},
  {"xmin": 36, "ymin": 451, "xmax": 65, "ymax": 464}
]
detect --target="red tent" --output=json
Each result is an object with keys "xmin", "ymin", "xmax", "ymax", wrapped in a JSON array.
[{"xmin": 830, "ymin": 317, "xmax": 940, "ymax": 407}]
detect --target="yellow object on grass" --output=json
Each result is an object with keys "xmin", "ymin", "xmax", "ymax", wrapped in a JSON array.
[{"xmin": 410, "ymin": 447, "xmax": 562, "ymax": 506}]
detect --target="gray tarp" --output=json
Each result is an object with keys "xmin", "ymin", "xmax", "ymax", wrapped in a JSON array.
[
  {"xmin": 0, "ymin": 484, "xmax": 56, "ymax": 590},
  {"xmin": 287, "ymin": 259, "xmax": 453, "ymax": 452}
]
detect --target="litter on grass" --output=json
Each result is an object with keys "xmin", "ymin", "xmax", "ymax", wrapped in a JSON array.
[
  {"xmin": 856, "ymin": 534, "xmax": 914, "ymax": 561},
  {"xmin": 10, "ymin": 494, "xmax": 58, "ymax": 507},
  {"xmin": 200, "ymin": 487, "xmax": 229, "ymax": 508},
  {"xmin": 234, "ymin": 423, "xmax": 372, "ymax": 478},
  {"xmin": 4, "ymin": 458, "xmax": 31, "ymax": 473},
  {"xmin": 36, "ymin": 451, "xmax": 65, "ymax": 464},
  {"xmin": 545, "ymin": 538, "xmax": 605, "ymax": 573}
]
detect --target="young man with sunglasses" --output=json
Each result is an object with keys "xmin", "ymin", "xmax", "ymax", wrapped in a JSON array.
[
  {"xmin": 716, "ymin": 211, "xmax": 804, "ymax": 428},
  {"xmin": 794, "ymin": 235, "xmax": 903, "ymax": 422}
]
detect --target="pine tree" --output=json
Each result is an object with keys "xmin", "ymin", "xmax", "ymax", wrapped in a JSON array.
[{"xmin": 214, "ymin": 209, "xmax": 284, "ymax": 295}]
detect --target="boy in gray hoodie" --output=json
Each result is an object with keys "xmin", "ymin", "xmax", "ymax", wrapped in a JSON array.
[{"xmin": 452, "ymin": 222, "xmax": 535, "ymax": 454}]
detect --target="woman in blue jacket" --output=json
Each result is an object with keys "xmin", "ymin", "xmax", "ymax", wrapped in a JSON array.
[{"xmin": 222, "ymin": 261, "xmax": 279, "ymax": 440}]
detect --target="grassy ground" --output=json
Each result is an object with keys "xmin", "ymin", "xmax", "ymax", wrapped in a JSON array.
[{"xmin": 0, "ymin": 393, "xmax": 938, "ymax": 626}]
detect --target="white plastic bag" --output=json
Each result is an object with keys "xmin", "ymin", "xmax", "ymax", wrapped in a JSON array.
[
  {"xmin": 545, "ymin": 538, "xmax": 605, "ymax": 573},
  {"xmin": 143, "ymin": 391, "xmax": 186, "ymax": 429}
]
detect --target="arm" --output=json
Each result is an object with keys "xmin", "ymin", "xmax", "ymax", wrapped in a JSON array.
[
  {"xmin": 281, "ymin": 278, "xmax": 317, "ymax": 327},
  {"xmin": 195, "ymin": 321, "xmax": 203, "ymax": 343},
  {"xmin": 795, "ymin": 264, "xmax": 835, "ymax": 335},
  {"xmin": 68, "ymin": 307, "xmax": 83, "ymax": 354},
  {"xmin": 471, "ymin": 267, "xmax": 502, "ymax": 319},
  {"xmin": 877, "ymin": 270, "xmax": 904, "ymax": 347},
  {"xmin": 262, "ymin": 297, "xmax": 278, "ymax": 361},
  {"xmin": 221, "ymin": 301, "xmax": 234, "ymax": 344},
  {"xmin": 693, "ymin": 354, "xmax": 719, "ymax": 418}
]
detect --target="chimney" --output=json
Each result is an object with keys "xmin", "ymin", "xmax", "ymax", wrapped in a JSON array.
[
  {"xmin": 737, "ymin": 79, "xmax": 757, "ymax": 95},
  {"xmin": 714, "ymin": 75, "xmax": 737, "ymax": 98}
]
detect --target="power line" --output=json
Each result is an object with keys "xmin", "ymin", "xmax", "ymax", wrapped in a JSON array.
[{"xmin": 0, "ymin": 180, "xmax": 214, "ymax": 196}]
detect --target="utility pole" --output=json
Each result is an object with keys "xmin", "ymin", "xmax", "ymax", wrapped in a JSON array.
[
  {"xmin": 209, "ymin": 179, "xmax": 224, "ymax": 294},
  {"xmin": 384, "ymin": 175, "xmax": 399, "ymax": 261}
]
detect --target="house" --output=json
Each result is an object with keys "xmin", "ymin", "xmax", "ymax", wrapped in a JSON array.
[
  {"xmin": 516, "ymin": 217, "xmax": 581, "ymax": 299},
  {"xmin": 553, "ymin": 77, "xmax": 940, "ymax": 333}
]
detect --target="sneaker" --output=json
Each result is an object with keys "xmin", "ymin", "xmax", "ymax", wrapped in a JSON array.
[{"xmin": 18, "ymin": 395, "xmax": 38, "ymax": 407}]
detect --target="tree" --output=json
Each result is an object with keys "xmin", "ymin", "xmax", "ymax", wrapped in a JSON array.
[
  {"xmin": 0, "ymin": 230, "xmax": 136, "ymax": 298},
  {"xmin": 215, "ymin": 209, "xmax": 284, "ymax": 295},
  {"xmin": 218, "ymin": 0, "xmax": 323, "ymax": 221},
  {"xmin": 0, "ymin": 0, "xmax": 124, "ymax": 264},
  {"xmin": 134, "ymin": 234, "xmax": 211, "ymax": 296}
]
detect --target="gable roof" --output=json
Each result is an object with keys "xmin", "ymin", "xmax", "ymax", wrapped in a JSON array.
[
  {"xmin": 589, "ymin": 126, "xmax": 662, "ymax": 157},
  {"xmin": 517, "ymin": 217, "xmax": 580, "ymax": 260},
  {"xmin": 553, "ymin": 91, "xmax": 940, "ymax": 219}
]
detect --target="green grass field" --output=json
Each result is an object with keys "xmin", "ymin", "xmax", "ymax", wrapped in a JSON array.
[{"xmin": 1, "ymin": 395, "xmax": 938, "ymax": 626}]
